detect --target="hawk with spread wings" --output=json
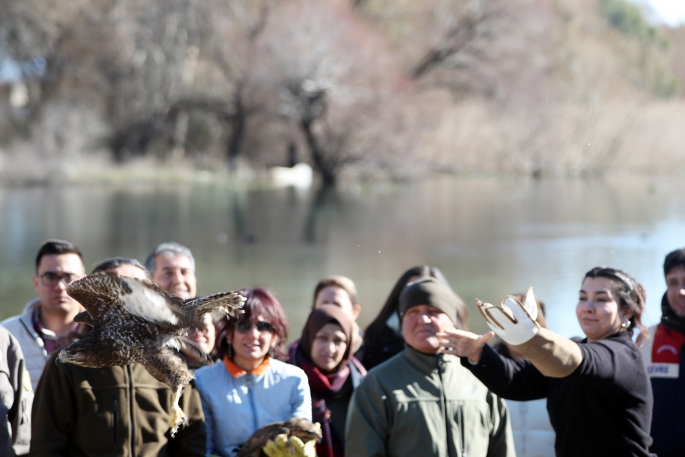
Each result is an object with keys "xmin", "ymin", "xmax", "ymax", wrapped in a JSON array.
[{"xmin": 57, "ymin": 272, "xmax": 245, "ymax": 436}]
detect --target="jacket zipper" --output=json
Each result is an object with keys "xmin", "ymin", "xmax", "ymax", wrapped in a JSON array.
[
  {"xmin": 112, "ymin": 394, "xmax": 118, "ymax": 448},
  {"xmin": 128, "ymin": 364, "xmax": 135, "ymax": 457},
  {"xmin": 437, "ymin": 354, "xmax": 460, "ymax": 457},
  {"xmin": 247, "ymin": 375, "xmax": 258, "ymax": 433}
]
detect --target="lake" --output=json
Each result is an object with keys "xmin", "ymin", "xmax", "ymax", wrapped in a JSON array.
[{"xmin": 1, "ymin": 175, "xmax": 683, "ymax": 339}]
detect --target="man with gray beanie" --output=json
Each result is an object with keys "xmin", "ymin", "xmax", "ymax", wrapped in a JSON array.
[{"xmin": 345, "ymin": 277, "xmax": 514, "ymax": 457}]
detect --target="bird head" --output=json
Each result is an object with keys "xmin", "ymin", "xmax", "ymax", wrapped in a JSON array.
[
  {"xmin": 284, "ymin": 418, "xmax": 323, "ymax": 443},
  {"xmin": 57, "ymin": 346, "xmax": 87, "ymax": 365}
]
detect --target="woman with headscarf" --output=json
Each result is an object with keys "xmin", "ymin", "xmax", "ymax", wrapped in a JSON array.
[{"xmin": 289, "ymin": 304, "xmax": 366, "ymax": 457}]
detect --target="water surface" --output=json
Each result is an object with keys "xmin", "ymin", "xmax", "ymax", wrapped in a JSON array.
[{"xmin": 1, "ymin": 175, "xmax": 682, "ymax": 338}]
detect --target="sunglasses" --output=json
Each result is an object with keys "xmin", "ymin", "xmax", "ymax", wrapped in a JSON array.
[{"xmin": 235, "ymin": 320, "xmax": 275, "ymax": 334}]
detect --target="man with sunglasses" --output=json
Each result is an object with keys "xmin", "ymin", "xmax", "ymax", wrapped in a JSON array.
[{"xmin": 2, "ymin": 240, "xmax": 86, "ymax": 390}]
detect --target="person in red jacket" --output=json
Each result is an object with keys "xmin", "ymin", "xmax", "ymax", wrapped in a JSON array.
[{"xmin": 640, "ymin": 248, "xmax": 685, "ymax": 457}]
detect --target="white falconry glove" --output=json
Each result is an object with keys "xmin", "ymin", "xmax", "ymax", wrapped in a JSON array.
[{"xmin": 476, "ymin": 286, "xmax": 540, "ymax": 346}]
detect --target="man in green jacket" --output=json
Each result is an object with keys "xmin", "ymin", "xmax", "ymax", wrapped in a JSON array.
[
  {"xmin": 29, "ymin": 257, "xmax": 206, "ymax": 457},
  {"xmin": 345, "ymin": 277, "xmax": 515, "ymax": 457}
]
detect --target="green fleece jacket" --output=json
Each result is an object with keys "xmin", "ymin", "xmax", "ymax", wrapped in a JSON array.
[
  {"xmin": 345, "ymin": 346, "xmax": 515, "ymax": 457},
  {"xmin": 29, "ymin": 351, "xmax": 205, "ymax": 457}
]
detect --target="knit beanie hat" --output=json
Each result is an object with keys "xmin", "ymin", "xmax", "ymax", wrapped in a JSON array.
[{"xmin": 399, "ymin": 277, "xmax": 459, "ymax": 325}]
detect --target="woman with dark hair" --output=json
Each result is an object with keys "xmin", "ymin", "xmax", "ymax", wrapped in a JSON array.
[
  {"xmin": 195, "ymin": 288, "xmax": 311, "ymax": 457},
  {"xmin": 289, "ymin": 305, "xmax": 366, "ymax": 457},
  {"xmin": 441, "ymin": 267, "xmax": 655, "ymax": 457},
  {"xmin": 362, "ymin": 265, "xmax": 469, "ymax": 369}
]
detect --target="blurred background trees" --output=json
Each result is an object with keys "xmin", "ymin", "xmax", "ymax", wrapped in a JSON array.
[{"xmin": 0, "ymin": 0, "xmax": 682, "ymax": 184}]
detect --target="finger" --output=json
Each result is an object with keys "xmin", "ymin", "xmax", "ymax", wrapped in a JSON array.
[
  {"xmin": 275, "ymin": 434, "xmax": 288, "ymax": 446},
  {"xmin": 263, "ymin": 441, "xmax": 281, "ymax": 457},
  {"xmin": 437, "ymin": 328, "xmax": 477, "ymax": 339},
  {"xmin": 476, "ymin": 299, "xmax": 496, "ymax": 327},
  {"xmin": 291, "ymin": 436, "xmax": 305, "ymax": 449},
  {"xmin": 478, "ymin": 331, "xmax": 495, "ymax": 344},
  {"xmin": 497, "ymin": 298, "xmax": 518, "ymax": 323},
  {"xmin": 505, "ymin": 295, "xmax": 537, "ymax": 326},
  {"xmin": 522, "ymin": 286, "xmax": 538, "ymax": 321},
  {"xmin": 484, "ymin": 308, "xmax": 508, "ymax": 329}
]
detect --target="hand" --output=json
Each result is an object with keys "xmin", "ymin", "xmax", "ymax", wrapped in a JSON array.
[
  {"xmin": 263, "ymin": 434, "xmax": 317, "ymax": 457},
  {"xmin": 291, "ymin": 436, "xmax": 317, "ymax": 457},
  {"xmin": 263, "ymin": 434, "xmax": 290, "ymax": 457},
  {"xmin": 476, "ymin": 286, "xmax": 540, "ymax": 346},
  {"xmin": 438, "ymin": 328, "xmax": 494, "ymax": 363}
]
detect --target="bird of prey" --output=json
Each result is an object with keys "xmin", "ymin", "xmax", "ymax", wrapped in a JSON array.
[
  {"xmin": 57, "ymin": 272, "xmax": 245, "ymax": 436},
  {"xmin": 236, "ymin": 418, "xmax": 322, "ymax": 457}
]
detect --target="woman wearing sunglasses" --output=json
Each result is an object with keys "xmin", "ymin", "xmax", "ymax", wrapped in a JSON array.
[{"xmin": 195, "ymin": 288, "xmax": 311, "ymax": 457}]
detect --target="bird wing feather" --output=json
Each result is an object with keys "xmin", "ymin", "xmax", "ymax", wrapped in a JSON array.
[
  {"xmin": 73, "ymin": 311, "xmax": 94, "ymax": 327},
  {"xmin": 183, "ymin": 292, "xmax": 246, "ymax": 321},
  {"xmin": 168, "ymin": 336, "xmax": 212, "ymax": 367},
  {"xmin": 68, "ymin": 273, "xmax": 189, "ymax": 328},
  {"xmin": 67, "ymin": 273, "xmax": 123, "ymax": 321}
]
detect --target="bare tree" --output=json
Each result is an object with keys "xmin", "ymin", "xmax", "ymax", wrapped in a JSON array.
[
  {"xmin": 257, "ymin": 0, "xmax": 422, "ymax": 185},
  {"xmin": 194, "ymin": 0, "xmax": 279, "ymax": 168}
]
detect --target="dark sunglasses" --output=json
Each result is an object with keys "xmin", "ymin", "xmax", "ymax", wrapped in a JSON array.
[{"xmin": 235, "ymin": 320, "xmax": 275, "ymax": 334}]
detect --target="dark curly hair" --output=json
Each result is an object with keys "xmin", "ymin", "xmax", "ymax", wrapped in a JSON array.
[
  {"xmin": 584, "ymin": 266, "xmax": 648, "ymax": 342},
  {"xmin": 215, "ymin": 288, "xmax": 289, "ymax": 361}
]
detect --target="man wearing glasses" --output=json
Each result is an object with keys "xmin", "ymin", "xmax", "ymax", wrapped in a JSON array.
[{"xmin": 1, "ymin": 239, "xmax": 86, "ymax": 390}]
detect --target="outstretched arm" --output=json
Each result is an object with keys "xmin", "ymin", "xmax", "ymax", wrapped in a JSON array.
[
  {"xmin": 512, "ymin": 328, "xmax": 582, "ymax": 378},
  {"xmin": 443, "ymin": 286, "xmax": 585, "ymax": 380},
  {"xmin": 472, "ymin": 289, "xmax": 583, "ymax": 378},
  {"xmin": 440, "ymin": 330, "xmax": 550, "ymax": 400}
]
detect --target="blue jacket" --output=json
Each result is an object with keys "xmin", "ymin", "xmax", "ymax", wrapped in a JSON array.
[{"xmin": 195, "ymin": 358, "xmax": 311, "ymax": 457}]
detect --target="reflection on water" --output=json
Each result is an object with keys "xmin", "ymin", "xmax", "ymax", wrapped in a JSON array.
[{"xmin": 0, "ymin": 176, "xmax": 683, "ymax": 339}]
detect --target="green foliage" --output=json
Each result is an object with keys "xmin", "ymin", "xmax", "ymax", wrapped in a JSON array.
[{"xmin": 598, "ymin": 0, "xmax": 667, "ymax": 47}]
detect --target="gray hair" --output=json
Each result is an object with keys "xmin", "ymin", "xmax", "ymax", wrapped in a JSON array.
[{"xmin": 145, "ymin": 242, "xmax": 196, "ymax": 274}]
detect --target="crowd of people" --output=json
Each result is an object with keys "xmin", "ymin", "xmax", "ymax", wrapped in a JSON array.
[{"xmin": 1, "ymin": 238, "xmax": 684, "ymax": 457}]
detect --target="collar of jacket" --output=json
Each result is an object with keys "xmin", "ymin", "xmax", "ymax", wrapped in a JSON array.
[
  {"xmin": 223, "ymin": 355, "xmax": 271, "ymax": 378},
  {"xmin": 403, "ymin": 345, "xmax": 452, "ymax": 373},
  {"xmin": 578, "ymin": 329, "xmax": 634, "ymax": 345},
  {"xmin": 19, "ymin": 298, "xmax": 42, "ymax": 339}
]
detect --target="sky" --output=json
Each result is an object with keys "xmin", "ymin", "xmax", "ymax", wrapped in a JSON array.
[{"xmin": 641, "ymin": 0, "xmax": 685, "ymax": 26}]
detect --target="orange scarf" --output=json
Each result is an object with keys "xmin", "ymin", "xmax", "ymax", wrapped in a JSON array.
[{"xmin": 223, "ymin": 355, "xmax": 271, "ymax": 378}]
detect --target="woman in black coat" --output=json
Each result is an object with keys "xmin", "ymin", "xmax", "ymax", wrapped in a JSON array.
[{"xmin": 440, "ymin": 266, "xmax": 655, "ymax": 457}]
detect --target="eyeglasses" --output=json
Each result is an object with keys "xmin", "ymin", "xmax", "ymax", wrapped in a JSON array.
[
  {"xmin": 234, "ymin": 320, "xmax": 275, "ymax": 334},
  {"xmin": 38, "ymin": 272, "xmax": 79, "ymax": 287}
]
